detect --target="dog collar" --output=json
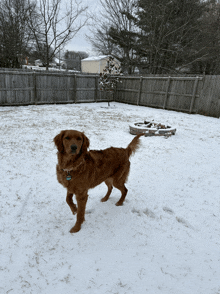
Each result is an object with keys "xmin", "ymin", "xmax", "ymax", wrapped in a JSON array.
[{"xmin": 62, "ymin": 159, "xmax": 85, "ymax": 181}]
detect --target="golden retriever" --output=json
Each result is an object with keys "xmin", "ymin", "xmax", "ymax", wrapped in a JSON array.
[{"xmin": 54, "ymin": 130, "xmax": 144, "ymax": 233}]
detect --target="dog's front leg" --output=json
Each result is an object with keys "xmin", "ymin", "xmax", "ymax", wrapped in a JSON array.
[
  {"xmin": 70, "ymin": 192, "xmax": 88, "ymax": 233},
  {"xmin": 66, "ymin": 192, "xmax": 77, "ymax": 215}
]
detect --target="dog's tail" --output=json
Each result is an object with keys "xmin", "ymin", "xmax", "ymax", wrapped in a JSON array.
[{"xmin": 126, "ymin": 133, "xmax": 145, "ymax": 157}]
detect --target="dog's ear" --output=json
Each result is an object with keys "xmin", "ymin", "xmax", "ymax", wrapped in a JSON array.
[
  {"xmin": 54, "ymin": 131, "xmax": 65, "ymax": 153},
  {"xmin": 81, "ymin": 133, "xmax": 90, "ymax": 154}
]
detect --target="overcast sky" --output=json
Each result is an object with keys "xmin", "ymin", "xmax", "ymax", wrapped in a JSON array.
[{"xmin": 65, "ymin": 0, "xmax": 101, "ymax": 55}]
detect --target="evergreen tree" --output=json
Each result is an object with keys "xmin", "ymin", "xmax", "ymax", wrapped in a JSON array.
[
  {"xmin": 135, "ymin": 0, "xmax": 207, "ymax": 73},
  {"xmin": 191, "ymin": 0, "xmax": 220, "ymax": 74}
]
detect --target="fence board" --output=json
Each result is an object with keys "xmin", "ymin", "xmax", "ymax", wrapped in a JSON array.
[
  {"xmin": 140, "ymin": 78, "xmax": 167, "ymax": 108},
  {"xmin": 163, "ymin": 77, "xmax": 171, "ymax": 109}
]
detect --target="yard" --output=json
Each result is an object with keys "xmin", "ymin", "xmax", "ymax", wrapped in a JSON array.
[{"xmin": 0, "ymin": 102, "xmax": 219, "ymax": 294}]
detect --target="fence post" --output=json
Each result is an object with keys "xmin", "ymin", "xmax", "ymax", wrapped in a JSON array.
[
  {"xmin": 32, "ymin": 72, "xmax": 37, "ymax": 104},
  {"xmin": 163, "ymin": 76, "xmax": 171, "ymax": 109},
  {"xmin": 137, "ymin": 76, "xmax": 143, "ymax": 105},
  {"xmin": 74, "ymin": 74, "xmax": 77, "ymax": 103},
  {"xmin": 95, "ymin": 75, "xmax": 98, "ymax": 102},
  {"xmin": 189, "ymin": 77, "xmax": 199, "ymax": 113}
]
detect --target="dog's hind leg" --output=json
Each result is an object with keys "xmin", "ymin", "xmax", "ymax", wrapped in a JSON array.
[
  {"xmin": 101, "ymin": 178, "xmax": 113, "ymax": 202},
  {"xmin": 66, "ymin": 192, "xmax": 77, "ymax": 215},
  {"xmin": 114, "ymin": 182, "xmax": 128, "ymax": 206},
  {"xmin": 113, "ymin": 164, "xmax": 129, "ymax": 206}
]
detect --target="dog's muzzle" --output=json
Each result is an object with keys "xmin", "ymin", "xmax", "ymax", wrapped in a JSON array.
[{"xmin": 71, "ymin": 144, "xmax": 77, "ymax": 154}]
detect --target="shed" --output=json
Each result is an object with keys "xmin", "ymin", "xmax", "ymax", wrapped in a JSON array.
[{"xmin": 81, "ymin": 55, "xmax": 120, "ymax": 74}]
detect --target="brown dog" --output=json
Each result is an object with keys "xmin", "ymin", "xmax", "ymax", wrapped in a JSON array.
[{"xmin": 54, "ymin": 130, "xmax": 144, "ymax": 233}]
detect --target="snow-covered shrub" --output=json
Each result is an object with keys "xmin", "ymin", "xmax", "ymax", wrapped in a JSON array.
[{"xmin": 99, "ymin": 56, "xmax": 122, "ymax": 105}]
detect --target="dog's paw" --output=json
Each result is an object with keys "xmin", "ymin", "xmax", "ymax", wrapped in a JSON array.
[
  {"xmin": 71, "ymin": 208, "xmax": 77, "ymax": 215},
  {"xmin": 101, "ymin": 196, "xmax": 109, "ymax": 202},
  {"xmin": 70, "ymin": 205, "xmax": 77, "ymax": 215},
  {"xmin": 115, "ymin": 201, "xmax": 123, "ymax": 206},
  {"xmin": 70, "ymin": 224, "xmax": 81, "ymax": 233}
]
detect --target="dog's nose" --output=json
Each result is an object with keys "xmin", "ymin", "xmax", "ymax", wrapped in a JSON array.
[{"xmin": 71, "ymin": 144, "xmax": 77, "ymax": 152}]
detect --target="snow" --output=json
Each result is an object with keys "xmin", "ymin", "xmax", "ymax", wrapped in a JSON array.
[
  {"xmin": 81, "ymin": 55, "xmax": 108, "ymax": 61},
  {"xmin": 0, "ymin": 102, "xmax": 220, "ymax": 294},
  {"xmin": 22, "ymin": 65, "xmax": 79, "ymax": 73}
]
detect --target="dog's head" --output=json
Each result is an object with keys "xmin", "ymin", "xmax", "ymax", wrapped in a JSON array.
[{"xmin": 54, "ymin": 130, "xmax": 90, "ymax": 155}]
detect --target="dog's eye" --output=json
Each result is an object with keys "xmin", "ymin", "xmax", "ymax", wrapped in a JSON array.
[
  {"xmin": 65, "ymin": 136, "xmax": 70, "ymax": 140},
  {"xmin": 77, "ymin": 137, "xmax": 82, "ymax": 141}
]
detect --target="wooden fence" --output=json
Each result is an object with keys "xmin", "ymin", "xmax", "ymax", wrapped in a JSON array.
[
  {"xmin": 0, "ymin": 71, "xmax": 108, "ymax": 105},
  {"xmin": 0, "ymin": 71, "xmax": 220, "ymax": 117},
  {"xmin": 115, "ymin": 75, "xmax": 220, "ymax": 117},
  {"xmin": 116, "ymin": 76, "xmax": 204, "ymax": 114}
]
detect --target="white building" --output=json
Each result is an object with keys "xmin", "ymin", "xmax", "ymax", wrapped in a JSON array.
[{"xmin": 81, "ymin": 55, "xmax": 120, "ymax": 74}]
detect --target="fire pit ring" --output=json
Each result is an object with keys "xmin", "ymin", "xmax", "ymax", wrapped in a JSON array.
[{"xmin": 129, "ymin": 121, "xmax": 176, "ymax": 137}]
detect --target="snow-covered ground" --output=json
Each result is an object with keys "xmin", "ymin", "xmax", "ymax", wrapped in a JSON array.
[{"xmin": 0, "ymin": 102, "xmax": 219, "ymax": 294}]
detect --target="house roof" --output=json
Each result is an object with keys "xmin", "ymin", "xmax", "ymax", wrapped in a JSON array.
[{"xmin": 81, "ymin": 55, "xmax": 109, "ymax": 62}]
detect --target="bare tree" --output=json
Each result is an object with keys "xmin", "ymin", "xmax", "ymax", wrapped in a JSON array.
[
  {"xmin": 88, "ymin": 22, "xmax": 116, "ymax": 55},
  {"xmin": 89, "ymin": 0, "xmax": 137, "ymax": 74},
  {"xmin": 27, "ymin": 0, "xmax": 89, "ymax": 69}
]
